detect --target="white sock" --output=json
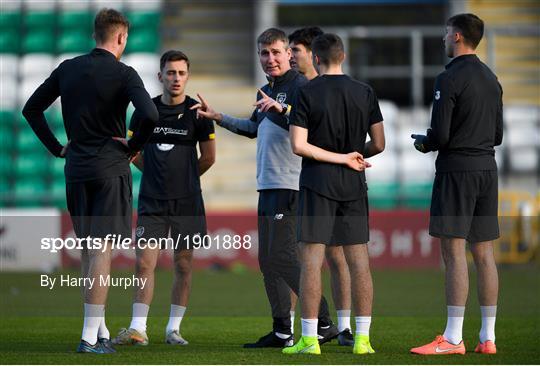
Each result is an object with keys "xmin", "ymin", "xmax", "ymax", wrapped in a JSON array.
[
  {"xmin": 97, "ymin": 307, "xmax": 110, "ymax": 339},
  {"xmin": 275, "ymin": 332, "xmax": 291, "ymax": 339},
  {"xmin": 81, "ymin": 303, "xmax": 103, "ymax": 345},
  {"xmin": 479, "ymin": 305, "xmax": 497, "ymax": 343},
  {"xmin": 290, "ymin": 311, "xmax": 295, "ymax": 335},
  {"xmin": 166, "ymin": 305, "xmax": 186, "ymax": 334},
  {"xmin": 129, "ymin": 303, "xmax": 150, "ymax": 333},
  {"xmin": 301, "ymin": 318, "xmax": 318, "ymax": 337},
  {"xmin": 337, "ymin": 309, "xmax": 351, "ymax": 332},
  {"xmin": 443, "ymin": 305, "xmax": 465, "ymax": 345},
  {"xmin": 355, "ymin": 316, "xmax": 371, "ymax": 336}
]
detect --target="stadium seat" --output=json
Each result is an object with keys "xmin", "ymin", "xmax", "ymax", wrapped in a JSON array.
[
  {"xmin": 509, "ymin": 147, "xmax": 538, "ymax": 173},
  {"xmin": 368, "ymin": 182, "xmax": 399, "ymax": 210},
  {"xmin": 58, "ymin": 11, "xmax": 93, "ymax": 29},
  {"xmin": 51, "ymin": 157, "xmax": 65, "ymax": 179},
  {"xmin": 124, "ymin": 0, "xmax": 162, "ymax": 11},
  {"xmin": 92, "ymin": 0, "xmax": 125, "ymax": 11},
  {"xmin": 13, "ymin": 177, "xmax": 47, "ymax": 207},
  {"xmin": 48, "ymin": 176, "xmax": 67, "ymax": 208},
  {"xmin": 20, "ymin": 54, "xmax": 55, "ymax": 78},
  {"xmin": 53, "ymin": 125, "xmax": 68, "ymax": 145},
  {"xmin": 23, "ymin": 11, "xmax": 56, "ymax": 29},
  {"xmin": 366, "ymin": 150, "xmax": 398, "ymax": 182},
  {"xmin": 124, "ymin": 53, "xmax": 160, "ymax": 76},
  {"xmin": 58, "ymin": 0, "xmax": 90, "ymax": 11},
  {"xmin": 0, "ymin": 10, "xmax": 22, "ymax": 29},
  {"xmin": 126, "ymin": 11, "xmax": 161, "ymax": 30},
  {"xmin": 0, "ymin": 30, "xmax": 20, "ymax": 54},
  {"xmin": 399, "ymin": 151, "xmax": 435, "ymax": 183},
  {"xmin": 0, "ymin": 123, "xmax": 15, "ymax": 153},
  {"xmin": 0, "ymin": 109, "xmax": 16, "ymax": 127},
  {"xmin": 507, "ymin": 122, "xmax": 539, "ymax": 149},
  {"xmin": 45, "ymin": 107, "xmax": 64, "ymax": 130},
  {"xmin": 400, "ymin": 181, "xmax": 433, "ymax": 209},
  {"xmin": 14, "ymin": 153, "xmax": 49, "ymax": 178},
  {"xmin": 504, "ymin": 105, "xmax": 540, "ymax": 125},
  {"xmin": 18, "ymin": 77, "xmax": 45, "ymax": 108},
  {"xmin": 0, "ymin": 54, "xmax": 18, "ymax": 76},
  {"xmin": 140, "ymin": 77, "xmax": 162, "ymax": 98},
  {"xmin": 0, "ymin": 77, "xmax": 17, "ymax": 109},
  {"xmin": 125, "ymin": 29, "xmax": 159, "ymax": 53},
  {"xmin": 22, "ymin": 31, "xmax": 56, "ymax": 53},
  {"xmin": 16, "ymin": 128, "xmax": 48, "ymax": 153},
  {"xmin": 0, "ymin": 153, "xmax": 13, "ymax": 177},
  {"xmin": 57, "ymin": 31, "xmax": 94, "ymax": 54}
]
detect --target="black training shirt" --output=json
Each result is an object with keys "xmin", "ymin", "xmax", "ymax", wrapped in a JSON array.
[
  {"xmin": 426, "ymin": 54, "xmax": 503, "ymax": 172},
  {"xmin": 22, "ymin": 48, "xmax": 158, "ymax": 183},
  {"xmin": 129, "ymin": 96, "xmax": 215, "ymax": 199},
  {"xmin": 290, "ymin": 74, "xmax": 383, "ymax": 201}
]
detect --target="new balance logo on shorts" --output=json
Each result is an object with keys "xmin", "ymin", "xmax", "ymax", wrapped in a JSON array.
[{"xmin": 274, "ymin": 214, "xmax": 284, "ymax": 220}]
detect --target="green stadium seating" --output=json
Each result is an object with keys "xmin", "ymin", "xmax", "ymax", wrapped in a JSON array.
[
  {"xmin": 22, "ymin": 31, "xmax": 56, "ymax": 53},
  {"xmin": 15, "ymin": 128, "xmax": 48, "ymax": 153},
  {"xmin": 0, "ymin": 109, "xmax": 16, "ymax": 127},
  {"xmin": 125, "ymin": 29, "xmax": 159, "ymax": 53},
  {"xmin": 0, "ymin": 124, "xmax": 15, "ymax": 153},
  {"xmin": 23, "ymin": 11, "xmax": 56, "ymax": 29},
  {"xmin": 14, "ymin": 153, "xmax": 49, "ymax": 178},
  {"xmin": 127, "ymin": 11, "xmax": 161, "ymax": 29},
  {"xmin": 49, "ymin": 176, "xmax": 66, "ymax": 208},
  {"xmin": 45, "ymin": 108, "xmax": 64, "ymax": 130},
  {"xmin": 57, "ymin": 31, "xmax": 93, "ymax": 54},
  {"xmin": 0, "ymin": 154, "xmax": 13, "ymax": 177},
  {"xmin": 400, "ymin": 182, "xmax": 433, "ymax": 209},
  {"xmin": 53, "ymin": 126, "xmax": 68, "ymax": 145},
  {"xmin": 51, "ymin": 158, "xmax": 65, "ymax": 179},
  {"xmin": 13, "ymin": 177, "xmax": 47, "ymax": 207},
  {"xmin": 0, "ymin": 11, "xmax": 21, "ymax": 29},
  {"xmin": 0, "ymin": 30, "xmax": 20, "ymax": 53},
  {"xmin": 368, "ymin": 182, "xmax": 399, "ymax": 210},
  {"xmin": 58, "ymin": 11, "xmax": 93, "ymax": 30},
  {"xmin": 0, "ymin": 177, "xmax": 11, "ymax": 207}
]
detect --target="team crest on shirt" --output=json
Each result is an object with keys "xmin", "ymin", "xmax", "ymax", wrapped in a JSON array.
[
  {"xmin": 276, "ymin": 92, "xmax": 287, "ymax": 104},
  {"xmin": 435, "ymin": 91, "xmax": 441, "ymax": 100},
  {"xmin": 136, "ymin": 226, "xmax": 145, "ymax": 238}
]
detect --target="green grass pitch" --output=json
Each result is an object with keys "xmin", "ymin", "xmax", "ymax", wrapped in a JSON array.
[{"xmin": 1, "ymin": 267, "xmax": 539, "ymax": 364}]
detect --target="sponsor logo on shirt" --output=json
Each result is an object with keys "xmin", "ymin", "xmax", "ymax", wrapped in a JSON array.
[
  {"xmin": 157, "ymin": 144, "xmax": 174, "ymax": 151},
  {"xmin": 177, "ymin": 113, "xmax": 184, "ymax": 119},
  {"xmin": 154, "ymin": 127, "xmax": 188, "ymax": 135},
  {"xmin": 276, "ymin": 92, "xmax": 287, "ymax": 104}
]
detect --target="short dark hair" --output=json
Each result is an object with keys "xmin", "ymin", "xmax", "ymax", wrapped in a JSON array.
[
  {"xmin": 160, "ymin": 50, "xmax": 190, "ymax": 70},
  {"xmin": 447, "ymin": 13, "xmax": 484, "ymax": 49},
  {"xmin": 311, "ymin": 33, "xmax": 345, "ymax": 66},
  {"xmin": 94, "ymin": 8, "xmax": 130, "ymax": 44},
  {"xmin": 257, "ymin": 28, "xmax": 288, "ymax": 48},
  {"xmin": 288, "ymin": 27, "xmax": 324, "ymax": 51}
]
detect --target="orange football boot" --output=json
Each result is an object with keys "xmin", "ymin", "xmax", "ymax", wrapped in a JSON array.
[
  {"xmin": 475, "ymin": 340, "xmax": 496, "ymax": 354},
  {"xmin": 410, "ymin": 335, "xmax": 466, "ymax": 355}
]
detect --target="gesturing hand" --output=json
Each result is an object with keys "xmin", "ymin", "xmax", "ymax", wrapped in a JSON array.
[
  {"xmin": 190, "ymin": 93, "xmax": 222, "ymax": 122},
  {"xmin": 411, "ymin": 134, "xmax": 429, "ymax": 153},
  {"xmin": 253, "ymin": 89, "xmax": 284, "ymax": 114}
]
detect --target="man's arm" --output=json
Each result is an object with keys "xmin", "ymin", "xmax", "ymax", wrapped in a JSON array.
[
  {"xmin": 22, "ymin": 69, "xmax": 65, "ymax": 157},
  {"xmin": 198, "ymin": 139, "xmax": 216, "ymax": 176},
  {"xmin": 363, "ymin": 122, "xmax": 385, "ymax": 158},
  {"xmin": 124, "ymin": 68, "xmax": 159, "ymax": 151},
  {"xmin": 191, "ymin": 93, "xmax": 258, "ymax": 139},
  {"xmin": 131, "ymin": 152, "xmax": 144, "ymax": 171},
  {"xmin": 495, "ymin": 82, "xmax": 503, "ymax": 146},
  {"xmin": 290, "ymin": 126, "xmax": 370, "ymax": 171}
]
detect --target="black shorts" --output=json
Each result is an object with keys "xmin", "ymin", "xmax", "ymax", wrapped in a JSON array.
[
  {"xmin": 430, "ymin": 170, "xmax": 499, "ymax": 243},
  {"xmin": 298, "ymin": 187, "xmax": 369, "ymax": 246},
  {"xmin": 135, "ymin": 194, "xmax": 207, "ymax": 251},
  {"xmin": 66, "ymin": 174, "xmax": 132, "ymax": 239}
]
